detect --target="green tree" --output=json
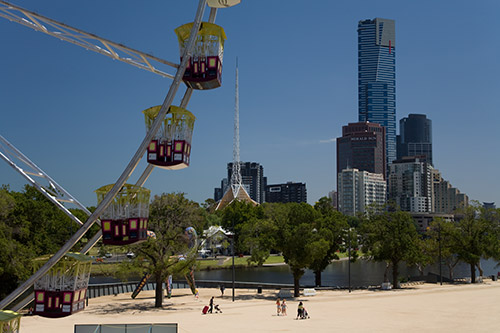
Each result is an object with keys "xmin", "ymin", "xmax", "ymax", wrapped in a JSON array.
[
  {"xmin": 426, "ymin": 218, "xmax": 460, "ymax": 280},
  {"xmin": 240, "ymin": 216, "xmax": 277, "ymax": 265},
  {"xmin": 269, "ymin": 203, "xmax": 323, "ymax": 297},
  {"xmin": 123, "ymin": 193, "xmax": 204, "ymax": 307},
  {"xmin": 220, "ymin": 200, "xmax": 264, "ymax": 254},
  {"xmin": 309, "ymin": 197, "xmax": 349, "ymax": 286},
  {"xmin": 360, "ymin": 209, "xmax": 421, "ymax": 288},
  {"xmin": 0, "ymin": 188, "xmax": 34, "ymax": 299},
  {"xmin": 448, "ymin": 205, "xmax": 500, "ymax": 283}
]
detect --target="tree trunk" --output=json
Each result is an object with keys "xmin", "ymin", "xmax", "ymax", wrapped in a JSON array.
[
  {"xmin": 314, "ymin": 269, "xmax": 322, "ymax": 287},
  {"xmin": 476, "ymin": 262, "xmax": 483, "ymax": 278},
  {"xmin": 470, "ymin": 263, "xmax": 476, "ymax": 283},
  {"xmin": 383, "ymin": 262, "xmax": 390, "ymax": 283},
  {"xmin": 392, "ymin": 261, "xmax": 400, "ymax": 289},
  {"xmin": 155, "ymin": 274, "xmax": 164, "ymax": 308},
  {"xmin": 293, "ymin": 273, "xmax": 301, "ymax": 297},
  {"xmin": 447, "ymin": 263, "xmax": 454, "ymax": 281}
]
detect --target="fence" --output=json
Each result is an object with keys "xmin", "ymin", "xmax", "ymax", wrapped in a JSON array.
[{"xmin": 74, "ymin": 323, "xmax": 177, "ymax": 333}]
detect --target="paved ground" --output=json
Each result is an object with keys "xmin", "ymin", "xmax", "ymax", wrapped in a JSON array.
[{"xmin": 20, "ymin": 281, "xmax": 500, "ymax": 332}]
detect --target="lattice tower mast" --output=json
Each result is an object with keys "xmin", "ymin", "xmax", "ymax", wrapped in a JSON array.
[{"xmin": 231, "ymin": 59, "xmax": 242, "ymax": 195}]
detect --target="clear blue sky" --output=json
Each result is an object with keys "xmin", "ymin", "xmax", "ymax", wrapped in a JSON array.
[{"xmin": 1, "ymin": 0, "xmax": 499, "ymax": 208}]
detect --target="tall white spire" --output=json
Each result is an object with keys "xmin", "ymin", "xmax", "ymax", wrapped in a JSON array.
[
  {"xmin": 231, "ymin": 58, "xmax": 241, "ymax": 194},
  {"xmin": 215, "ymin": 59, "xmax": 258, "ymax": 211}
]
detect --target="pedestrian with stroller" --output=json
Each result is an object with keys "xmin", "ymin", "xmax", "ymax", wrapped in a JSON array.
[{"xmin": 296, "ymin": 301, "xmax": 303, "ymax": 319}]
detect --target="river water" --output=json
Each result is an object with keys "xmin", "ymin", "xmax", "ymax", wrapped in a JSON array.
[
  {"xmin": 193, "ymin": 258, "xmax": 500, "ymax": 287},
  {"xmin": 90, "ymin": 258, "xmax": 500, "ymax": 287}
]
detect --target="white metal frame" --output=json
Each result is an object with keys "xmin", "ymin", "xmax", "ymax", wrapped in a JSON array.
[
  {"xmin": 0, "ymin": 0, "xmax": 222, "ymax": 311},
  {"xmin": 0, "ymin": 1, "xmax": 179, "ymax": 79}
]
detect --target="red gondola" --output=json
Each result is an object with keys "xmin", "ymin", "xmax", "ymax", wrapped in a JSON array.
[
  {"xmin": 95, "ymin": 184, "xmax": 151, "ymax": 245},
  {"xmin": 175, "ymin": 22, "xmax": 226, "ymax": 90},
  {"xmin": 143, "ymin": 105, "xmax": 195, "ymax": 170},
  {"xmin": 33, "ymin": 253, "xmax": 92, "ymax": 318}
]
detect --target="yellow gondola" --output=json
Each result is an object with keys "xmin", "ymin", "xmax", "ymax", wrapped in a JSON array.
[
  {"xmin": 95, "ymin": 184, "xmax": 151, "ymax": 245},
  {"xmin": 175, "ymin": 22, "xmax": 226, "ymax": 90},
  {"xmin": 144, "ymin": 105, "xmax": 195, "ymax": 170}
]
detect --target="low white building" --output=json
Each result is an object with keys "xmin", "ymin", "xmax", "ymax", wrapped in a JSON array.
[{"xmin": 200, "ymin": 226, "xmax": 233, "ymax": 256}]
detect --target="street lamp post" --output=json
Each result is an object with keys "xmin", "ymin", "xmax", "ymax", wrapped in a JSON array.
[
  {"xmin": 438, "ymin": 223, "xmax": 442, "ymax": 286},
  {"xmin": 232, "ymin": 219, "xmax": 235, "ymax": 302},
  {"xmin": 348, "ymin": 228, "xmax": 351, "ymax": 293}
]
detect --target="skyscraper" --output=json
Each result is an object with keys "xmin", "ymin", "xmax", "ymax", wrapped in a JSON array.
[
  {"xmin": 388, "ymin": 156, "xmax": 433, "ymax": 213},
  {"xmin": 397, "ymin": 114, "xmax": 433, "ymax": 166},
  {"xmin": 214, "ymin": 162, "xmax": 267, "ymax": 204},
  {"xmin": 358, "ymin": 18, "xmax": 396, "ymax": 169},
  {"xmin": 337, "ymin": 122, "xmax": 386, "ymax": 178}
]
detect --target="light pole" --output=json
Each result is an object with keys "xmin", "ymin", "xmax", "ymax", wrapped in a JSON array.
[
  {"xmin": 348, "ymin": 228, "xmax": 351, "ymax": 293},
  {"xmin": 232, "ymin": 219, "xmax": 235, "ymax": 302},
  {"xmin": 438, "ymin": 223, "xmax": 442, "ymax": 286}
]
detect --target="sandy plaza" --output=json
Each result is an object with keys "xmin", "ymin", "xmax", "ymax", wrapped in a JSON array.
[{"xmin": 18, "ymin": 281, "xmax": 500, "ymax": 332}]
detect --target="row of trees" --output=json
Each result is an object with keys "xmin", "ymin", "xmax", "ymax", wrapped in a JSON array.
[
  {"xmin": 2, "ymin": 185, "xmax": 500, "ymax": 306},
  {"xmin": 214, "ymin": 198, "xmax": 500, "ymax": 295},
  {"xmin": 0, "ymin": 185, "xmax": 96, "ymax": 299}
]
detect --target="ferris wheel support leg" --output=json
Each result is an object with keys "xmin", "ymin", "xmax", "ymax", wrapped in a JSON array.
[{"xmin": 0, "ymin": 0, "xmax": 208, "ymax": 311}]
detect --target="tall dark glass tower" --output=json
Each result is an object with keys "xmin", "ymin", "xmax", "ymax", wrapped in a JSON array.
[
  {"xmin": 214, "ymin": 162, "xmax": 267, "ymax": 204},
  {"xmin": 358, "ymin": 18, "xmax": 396, "ymax": 169},
  {"xmin": 397, "ymin": 114, "xmax": 433, "ymax": 166}
]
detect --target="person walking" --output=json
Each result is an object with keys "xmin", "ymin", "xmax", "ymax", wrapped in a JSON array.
[
  {"xmin": 276, "ymin": 298, "xmax": 281, "ymax": 316},
  {"xmin": 281, "ymin": 299, "xmax": 287, "ymax": 316},
  {"xmin": 296, "ymin": 301, "xmax": 304, "ymax": 319},
  {"xmin": 208, "ymin": 296, "xmax": 214, "ymax": 314}
]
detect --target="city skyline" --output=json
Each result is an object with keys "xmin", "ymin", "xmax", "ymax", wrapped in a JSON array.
[{"xmin": 0, "ymin": 1, "xmax": 499, "ymax": 207}]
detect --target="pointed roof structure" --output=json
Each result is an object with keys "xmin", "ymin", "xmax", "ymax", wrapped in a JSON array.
[
  {"xmin": 216, "ymin": 59, "xmax": 257, "ymax": 211},
  {"xmin": 216, "ymin": 183, "xmax": 257, "ymax": 210}
]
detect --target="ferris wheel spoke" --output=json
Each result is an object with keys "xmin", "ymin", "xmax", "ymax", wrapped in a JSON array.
[{"xmin": 0, "ymin": 1, "xmax": 177, "ymax": 78}]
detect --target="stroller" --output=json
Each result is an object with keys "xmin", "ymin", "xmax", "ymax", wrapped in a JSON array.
[
  {"xmin": 301, "ymin": 307, "xmax": 310, "ymax": 319},
  {"xmin": 296, "ymin": 302, "xmax": 310, "ymax": 320}
]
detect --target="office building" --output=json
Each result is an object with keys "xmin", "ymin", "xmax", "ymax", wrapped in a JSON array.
[
  {"xmin": 358, "ymin": 18, "xmax": 396, "ymax": 168},
  {"xmin": 337, "ymin": 121, "xmax": 386, "ymax": 178},
  {"xmin": 432, "ymin": 169, "xmax": 468, "ymax": 213},
  {"xmin": 328, "ymin": 191, "xmax": 338, "ymax": 210},
  {"xmin": 337, "ymin": 168, "xmax": 386, "ymax": 216},
  {"xmin": 397, "ymin": 114, "xmax": 433, "ymax": 166},
  {"xmin": 410, "ymin": 213, "xmax": 454, "ymax": 233},
  {"xmin": 214, "ymin": 162, "xmax": 266, "ymax": 204},
  {"xmin": 388, "ymin": 156, "xmax": 433, "ymax": 213},
  {"xmin": 265, "ymin": 182, "xmax": 307, "ymax": 203}
]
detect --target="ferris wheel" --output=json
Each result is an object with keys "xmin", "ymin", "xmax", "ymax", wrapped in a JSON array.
[{"xmin": 0, "ymin": 0, "xmax": 240, "ymax": 316}]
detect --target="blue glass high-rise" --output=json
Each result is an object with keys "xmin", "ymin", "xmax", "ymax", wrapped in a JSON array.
[{"xmin": 358, "ymin": 18, "xmax": 396, "ymax": 170}]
